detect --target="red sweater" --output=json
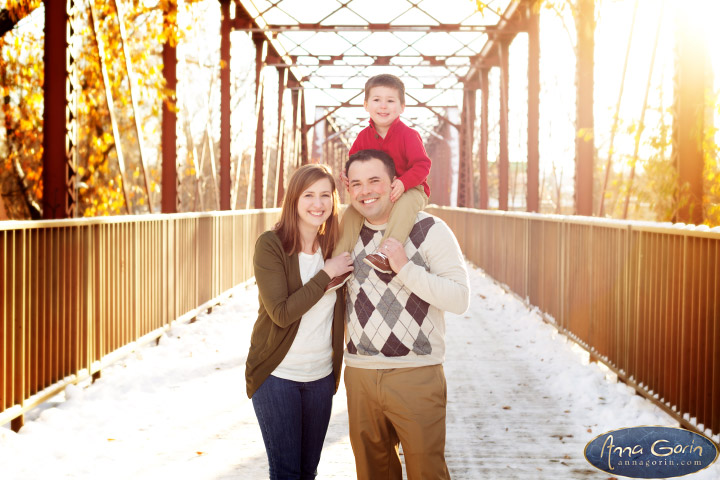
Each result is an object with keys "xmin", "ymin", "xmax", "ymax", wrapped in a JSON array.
[{"xmin": 349, "ymin": 118, "xmax": 431, "ymax": 197}]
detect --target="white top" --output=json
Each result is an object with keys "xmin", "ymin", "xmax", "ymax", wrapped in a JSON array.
[{"xmin": 272, "ymin": 248, "xmax": 335, "ymax": 382}]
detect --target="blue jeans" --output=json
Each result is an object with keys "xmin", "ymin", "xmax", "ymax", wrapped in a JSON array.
[{"xmin": 252, "ymin": 373, "xmax": 334, "ymax": 480}]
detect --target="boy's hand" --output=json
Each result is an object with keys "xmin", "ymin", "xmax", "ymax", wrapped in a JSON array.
[
  {"xmin": 390, "ymin": 179, "xmax": 404, "ymax": 203},
  {"xmin": 339, "ymin": 170, "xmax": 349, "ymax": 191}
]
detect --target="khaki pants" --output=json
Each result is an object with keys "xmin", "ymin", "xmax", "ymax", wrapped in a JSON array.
[
  {"xmin": 344, "ymin": 365, "xmax": 450, "ymax": 480},
  {"xmin": 333, "ymin": 185, "xmax": 429, "ymax": 256}
]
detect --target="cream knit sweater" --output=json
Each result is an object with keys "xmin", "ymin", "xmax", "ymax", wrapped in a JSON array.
[{"xmin": 344, "ymin": 212, "xmax": 470, "ymax": 369}]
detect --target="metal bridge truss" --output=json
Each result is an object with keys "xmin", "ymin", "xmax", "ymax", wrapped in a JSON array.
[{"xmin": 39, "ymin": 0, "xmax": 705, "ymax": 221}]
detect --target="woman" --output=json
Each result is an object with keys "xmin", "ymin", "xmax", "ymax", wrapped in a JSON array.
[{"xmin": 245, "ymin": 164, "xmax": 354, "ymax": 480}]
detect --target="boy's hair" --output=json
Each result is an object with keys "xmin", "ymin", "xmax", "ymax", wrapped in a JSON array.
[
  {"xmin": 274, "ymin": 163, "xmax": 339, "ymax": 260},
  {"xmin": 345, "ymin": 149, "xmax": 397, "ymax": 179},
  {"xmin": 364, "ymin": 74, "xmax": 405, "ymax": 106}
]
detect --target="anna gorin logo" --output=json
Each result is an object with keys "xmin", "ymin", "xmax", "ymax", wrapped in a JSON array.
[{"xmin": 584, "ymin": 426, "xmax": 718, "ymax": 479}]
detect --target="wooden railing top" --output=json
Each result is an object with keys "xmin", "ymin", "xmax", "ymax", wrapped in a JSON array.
[
  {"xmin": 0, "ymin": 208, "xmax": 283, "ymax": 231},
  {"xmin": 428, "ymin": 205, "xmax": 720, "ymax": 238}
]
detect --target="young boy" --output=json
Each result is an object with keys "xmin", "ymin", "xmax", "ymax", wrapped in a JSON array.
[{"xmin": 326, "ymin": 74, "xmax": 431, "ymax": 291}]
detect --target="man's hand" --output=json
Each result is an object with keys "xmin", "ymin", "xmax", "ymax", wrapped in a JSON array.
[
  {"xmin": 380, "ymin": 238, "xmax": 408, "ymax": 273},
  {"xmin": 390, "ymin": 178, "xmax": 404, "ymax": 203}
]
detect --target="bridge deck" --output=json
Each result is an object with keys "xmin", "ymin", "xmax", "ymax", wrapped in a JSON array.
[{"xmin": 1, "ymin": 265, "xmax": 718, "ymax": 479}]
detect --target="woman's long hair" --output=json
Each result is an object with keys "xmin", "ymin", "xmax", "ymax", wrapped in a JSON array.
[{"xmin": 274, "ymin": 164, "xmax": 340, "ymax": 260}]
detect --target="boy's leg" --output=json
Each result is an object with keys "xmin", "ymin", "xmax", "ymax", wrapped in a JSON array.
[
  {"xmin": 363, "ymin": 186, "xmax": 428, "ymax": 273},
  {"xmin": 332, "ymin": 204, "xmax": 365, "ymax": 257},
  {"xmin": 326, "ymin": 205, "xmax": 364, "ymax": 292},
  {"xmin": 382, "ymin": 186, "xmax": 429, "ymax": 244}
]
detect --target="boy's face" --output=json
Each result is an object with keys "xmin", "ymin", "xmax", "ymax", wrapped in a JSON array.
[{"xmin": 363, "ymin": 85, "xmax": 405, "ymax": 132}]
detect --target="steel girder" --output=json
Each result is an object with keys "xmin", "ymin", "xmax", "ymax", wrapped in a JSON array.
[
  {"xmin": 162, "ymin": 3, "xmax": 178, "ymax": 213},
  {"xmin": 232, "ymin": 0, "xmax": 515, "ymax": 139},
  {"xmin": 42, "ymin": 0, "xmax": 78, "ymax": 219}
]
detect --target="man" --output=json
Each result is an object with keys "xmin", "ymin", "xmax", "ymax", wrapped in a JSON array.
[{"xmin": 342, "ymin": 149, "xmax": 470, "ymax": 479}]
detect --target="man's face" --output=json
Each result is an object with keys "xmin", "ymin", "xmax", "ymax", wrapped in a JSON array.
[{"xmin": 347, "ymin": 158, "xmax": 395, "ymax": 225}]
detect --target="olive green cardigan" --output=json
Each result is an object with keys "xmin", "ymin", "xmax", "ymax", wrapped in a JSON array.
[{"xmin": 245, "ymin": 230, "xmax": 345, "ymax": 398}]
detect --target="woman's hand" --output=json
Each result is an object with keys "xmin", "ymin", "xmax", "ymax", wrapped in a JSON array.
[{"xmin": 322, "ymin": 252, "xmax": 354, "ymax": 278}]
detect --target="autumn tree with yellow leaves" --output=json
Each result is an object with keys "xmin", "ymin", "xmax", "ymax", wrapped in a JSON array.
[{"xmin": 0, "ymin": 0, "xmax": 212, "ymax": 219}]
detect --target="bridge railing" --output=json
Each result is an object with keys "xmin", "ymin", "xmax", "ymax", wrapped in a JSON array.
[
  {"xmin": 0, "ymin": 209, "xmax": 280, "ymax": 430},
  {"xmin": 427, "ymin": 206, "xmax": 720, "ymax": 439}
]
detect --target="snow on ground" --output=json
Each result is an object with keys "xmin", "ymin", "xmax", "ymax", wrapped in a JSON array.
[{"xmin": 1, "ymin": 264, "xmax": 718, "ymax": 479}]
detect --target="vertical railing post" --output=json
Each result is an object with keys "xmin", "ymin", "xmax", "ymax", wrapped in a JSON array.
[
  {"xmin": 253, "ymin": 35, "xmax": 266, "ymax": 209},
  {"xmin": 458, "ymin": 82, "xmax": 476, "ymax": 208},
  {"xmin": 575, "ymin": 0, "xmax": 595, "ymax": 216},
  {"xmin": 498, "ymin": 40, "xmax": 510, "ymax": 211},
  {"xmin": 11, "ymin": 230, "xmax": 25, "ymax": 432},
  {"xmin": 275, "ymin": 67, "xmax": 288, "ymax": 207},
  {"xmin": 300, "ymin": 90, "xmax": 309, "ymax": 165},
  {"xmin": 526, "ymin": 4, "xmax": 540, "ymax": 213},
  {"xmin": 162, "ymin": 2, "xmax": 178, "ymax": 213},
  {"xmin": 219, "ymin": 0, "xmax": 232, "ymax": 210},
  {"xmin": 91, "ymin": 224, "xmax": 102, "ymax": 381},
  {"xmin": 479, "ymin": 68, "xmax": 489, "ymax": 210},
  {"xmin": 42, "ymin": 0, "xmax": 77, "ymax": 219}
]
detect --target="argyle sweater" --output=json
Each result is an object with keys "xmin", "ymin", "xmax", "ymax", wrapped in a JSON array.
[{"xmin": 344, "ymin": 212, "xmax": 470, "ymax": 369}]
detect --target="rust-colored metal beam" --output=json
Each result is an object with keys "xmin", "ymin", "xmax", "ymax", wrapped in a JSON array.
[
  {"xmin": 526, "ymin": 3, "xmax": 540, "ymax": 213},
  {"xmin": 291, "ymin": 87, "xmax": 300, "ymax": 170},
  {"xmin": 299, "ymin": 89, "xmax": 308, "ymax": 165},
  {"xmin": 161, "ymin": 3, "xmax": 177, "ymax": 213},
  {"xmin": 233, "ymin": 1, "xmax": 302, "ymax": 86},
  {"xmin": 219, "ymin": 0, "xmax": 231, "ymax": 210},
  {"xmin": 303, "ymin": 91, "xmax": 364, "ymax": 133},
  {"xmin": 466, "ymin": 1, "xmax": 525, "ymax": 79},
  {"xmin": 312, "ymin": 104, "xmax": 461, "ymax": 109},
  {"xmin": 232, "ymin": 23, "xmax": 515, "ymax": 33},
  {"xmin": 42, "ymin": 0, "xmax": 76, "ymax": 219},
  {"xmin": 479, "ymin": 68, "xmax": 489, "ymax": 210},
  {"xmin": 498, "ymin": 40, "xmax": 510, "ymax": 211},
  {"xmin": 265, "ymin": 54, "xmax": 488, "ymax": 68},
  {"xmin": 253, "ymin": 35, "xmax": 265, "ymax": 209},
  {"xmin": 275, "ymin": 67, "xmax": 287, "ymax": 207},
  {"xmin": 457, "ymin": 85, "xmax": 476, "ymax": 208},
  {"xmin": 426, "ymin": 120, "xmax": 452, "ymax": 206},
  {"xmin": 575, "ymin": 0, "xmax": 595, "ymax": 216}
]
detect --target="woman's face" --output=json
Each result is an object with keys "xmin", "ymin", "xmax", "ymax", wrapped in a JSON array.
[{"xmin": 297, "ymin": 177, "xmax": 334, "ymax": 232}]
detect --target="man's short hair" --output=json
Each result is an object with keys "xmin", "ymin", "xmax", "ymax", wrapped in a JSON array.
[
  {"xmin": 364, "ymin": 74, "xmax": 405, "ymax": 106},
  {"xmin": 345, "ymin": 149, "xmax": 397, "ymax": 179}
]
